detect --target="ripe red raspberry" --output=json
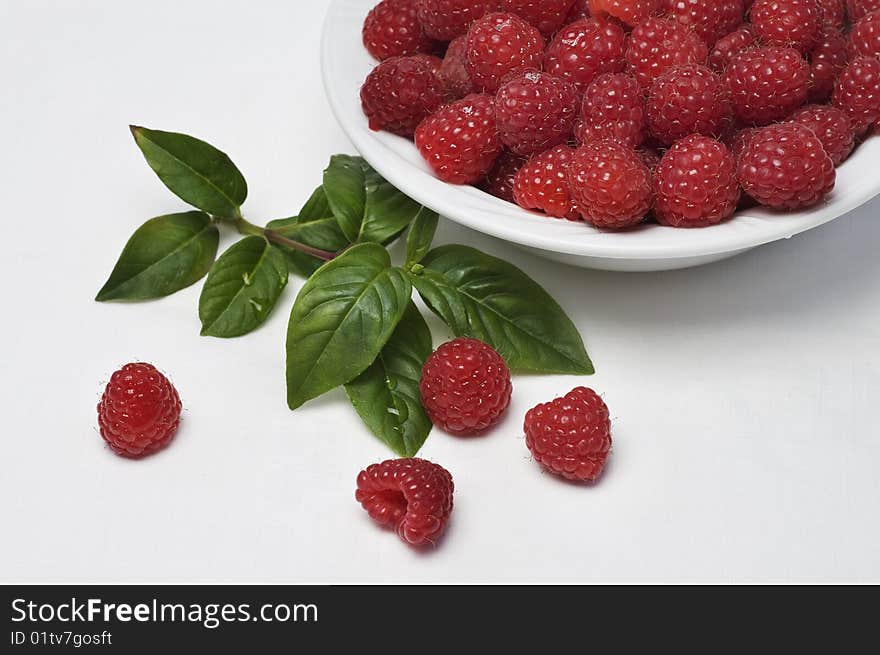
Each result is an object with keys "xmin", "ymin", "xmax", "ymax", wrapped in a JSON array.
[
  {"xmin": 588, "ymin": 0, "xmax": 661, "ymax": 27},
  {"xmin": 850, "ymin": 10, "xmax": 880, "ymax": 58},
  {"xmin": 789, "ymin": 104, "xmax": 854, "ymax": 165},
  {"xmin": 495, "ymin": 70, "xmax": 580, "ymax": 156},
  {"xmin": 751, "ymin": 0, "xmax": 820, "ymax": 53},
  {"xmin": 833, "ymin": 55, "xmax": 880, "ymax": 133},
  {"xmin": 524, "ymin": 387, "xmax": 612, "ymax": 483},
  {"xmin": 847, "ymin": 0, "xmax": 880, "ymax": 21},
  {"xmin": 646, "ymin": 64, "xmax": 732, "ymax": 145},
  {"xmin": 415, "ymin": 93, "xmax": 503, "ymax": 184},
  {"xmin": 709, "ymin": 25, "xmax": 757, "ymax": 73},
  {"xmin": 654, "ymin": 136, "xmax": 740, "ymax": 228},
  {"xmin": 808, "ymin": 27, "xmax": 850, "ymax": 102},
  {"xmin": 97, "ymin": 363, "xmax": 182, "ymax": 458},
  {"xmin": 360, "ymin": 56, "xmax": 445, "ymax": 137},
  {"xmin": 737, "ymin": 123, "xmax": 835, "ymax": 210},
  {"xmin": 568, "ymin": 141, "xmax": 653, "ymax": 229},
  {"xmin": 513, "ymin": 144, "xmax": 582, "ymax": 219},
  {"xmin": 438, "ymin": 36, "xmax": 476, "ymax": 101},
  {"xmin": 419, "ymin": 338, "xmax": 512, "ymax": 435},
  {"xmin": 416, "ymin": 0, "xmax": 496, "ymax": 41},
  {"xmin": 363, "ymin": 0, "xmax": 437, "ymax": 62},
  {"xmin": 498, "ymin": 0, "xmax": 576, "ymax": 36},
  {"xmin": 480, "ymin": 150, "xmax": 527, "ymax": 202},
  {"xmin": 816, "ymin": 0, "xmax": 846, "ymax": 27},
  {"xmin": 544, "ymin": 18, "xmax": 628, "ymax": 90},
  {"xmin": 355, "ymin": 458, "xmax": 454, "ymax": 546},
  {"xmin": 724, "ymin": 47, "xmax": 810, "ymax": 125},
  {"xmin": 576, "ymin": 72, "xmax": 646, "ymax": 148},
  {"xmin": 660, "ymin": 0, "xmax": 744, "ymax": 47},
  {"xmin": 464, "ymin": 13, "xmax": 545, "ymax": 94},
  {"xmin": 625, "ymin": 17, "xmax": 709, "ymax": 89}
]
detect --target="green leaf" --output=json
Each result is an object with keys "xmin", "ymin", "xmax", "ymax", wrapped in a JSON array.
[
  {"xmin": 131, "ymin": 125, "xmax": 247, "ymax": 218},
  {"xmin": 345, "ymin": 302, "xmax": 433, "ymax": 456},
  {"xmin": 323, "ymin": 155, "xmax": 423, "ymax": 244},
  {"xmin": 409, "ymin": 245, "xmax": 593, "ymax": 374},
  {"xmin": 405, "ymin": 207, "xmax": 440, "ymax": 268},
  {"xmin": 286, "ymin": 243, "xmax": 412, "ymax": 409},
  {"xmin": 96, "ymin": 211, "xmax": 219, "ymax": 301},
  {"xmin": 198, "ymin": 236, "xmax": 289, "ymax": 338}
]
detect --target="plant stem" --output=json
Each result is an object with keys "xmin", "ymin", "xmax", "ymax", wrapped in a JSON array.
[{"xmin": 230, "ymin": 216, "xmax": 337, "ymax": 261}]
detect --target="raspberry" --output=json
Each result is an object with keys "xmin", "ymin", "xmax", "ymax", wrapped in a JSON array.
[
  {"xmin": 751, "ymin": 0, "xmax": 820, "ymax": 53},
  {"xmin": 847, "ymin": 0, "xmax": 880, "ymax": 21},
  {"xmin": 808, "ymin": 27, "xmax": 850, "ymax": 102},
  {"xmin": 588, "ymin": 0, "xmax": 661, "ymax": 27},
  {"xmin": 654, "ymin": 136, "xmax": 740, "ymax": 228},
  {"xmin": 575, "ymin": 72, "xmax": 646, "ymax": 148},
  {"xmin": 565, "ymin": 0, "xmax": 592, "ymax": 21},
  {"xmin": 355, "ymin": 458, "xmax": 454, "ymax": 546},
  {"xmin": 524, "ymin": 387, "xmax": 612, "ymax": 483},
  {"xmin": 737, "ymin": 123, "xmax": 835, "ymax": 210},
  {"xmin": 415, "ymin": 93, "xmax": 503, "ymax": 184},
  {"xmin": 498, "ymin": 0, "xmax": 576, "ymax": 36},
  {"xmin": 726, "ymin": 126, "xmax": 759, "ymax": 161},
  {"xmin": 724, "ymin": 47, "xmax": 810, "ymax": 125},
  {"xmin": 419, "ymin": 338, "xmax": 512, "ymax": 435},
  {"xmin": 568, "ymin": 141, "xmax": 653, "ymax": 229},
  {"xmin": 360, "ymin": 56, "xmax": 445, "ymax": 137},
  {"xmin": 833, "ymin": 55, "xmax": 880, "ymax": 133},
  {"xmin": 513, "ymin": 144, "xmax": 582, "ymax": 219},
  {"xmin": 464, "ymin": 13, "xmax": 545, "ymax": 94},
  {"xmin": 817, "ymin": 0, "xmax": 846, "ymax": 27},
  {"xmin": 363, "ymin": 0, "xmax": 437, "ymax": 62},
  {"xmin": 416, "ymin": 0, "xmax": 496, "ymax": 41},
  {"xmin": 438, "ymin": 36, "xmax": 476, "ymax": 101},
  {"xmin": 97, "ymin": 363, "xmax": 182, "ymax": 458},
  {"xmin": 709, "ymin": 25, "xmax": 757, "ymax": 73},
  {"xmin": 495, "ymin": 70, "xmax": 580, "ymax": 155},
  {"xmin": 850, "ymin": 10, "xmax": 880, "ymax": 58},
  {"xmin": 660, "ymin": 0, "xmax": 744, "ymax": 47},
  {"xmin": 625, "ymin": 17, "xmax": 709, "ymax": 89},
  {"xmin": 480, "ymin": 150, "xmax": 527, "ymax": 202},
  {"xmin": 789, "ymin": 104, "xmax": 855, "ymax": 165},
  {"xmin": 646, "ymin": 64, "xmax": 732, "ymax": 145},
  {"xmin": 544, "ymin": 18, "xmax": 628, "ymax": 90}
]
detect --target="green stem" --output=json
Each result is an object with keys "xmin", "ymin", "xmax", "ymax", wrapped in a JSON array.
[{"xmin": 229, "ymin": 216, "xmax": 337, "ymax": 261}]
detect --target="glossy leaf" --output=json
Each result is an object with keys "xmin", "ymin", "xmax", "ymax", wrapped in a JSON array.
[{"xmin": 404, "ymin": 207, "xmax": 440, "ymax": 268}]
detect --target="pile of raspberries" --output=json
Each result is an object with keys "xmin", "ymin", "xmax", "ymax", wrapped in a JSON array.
[{"xmin": 360, "ymin": 0, "xmax": 880, "ymax": 229}]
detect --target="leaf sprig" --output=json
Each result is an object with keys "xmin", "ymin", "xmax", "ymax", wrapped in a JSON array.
[{"xmin": 98, "ymin": 126, "xmax": 594, "ymax": 456}]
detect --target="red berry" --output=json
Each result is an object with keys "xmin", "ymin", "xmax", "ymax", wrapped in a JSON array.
[
  {"xmin": 660, "ymin": 0, "xmax": 744, "ymax": 47},
  {"xmin": 847, "ymin": 0, "xmax": 880, "ymax": 22},
  {"xmin": 419, "ymin": 338, "xmax": 513, "ymax": 435},
  {"xmin": 513, "ymin": 144, "xmax": 582, "ymax": 219},
  {"xmin": 789, "ymin": 104, "xmax": 855, "ymax": 165},
  {"xmin": 833, "ymin": 55, "xmax": 880, "ymax": 134},
  {"xmin": 568, "ymin": 141, "xmax": 653, "ymax": 229},
  {"xmin": 355, "ymin": 458, "xmax": 454, "ymax": 546},
  {"xmin": 97, "ymin": 363, "xmax": 182, "ymax": 458},
  {"xmin": 498, "ymin": 0, "xmax": 577, "ymax": 36},
  {"xmin": 646, "ymin": 64, "xmax": 732, "ymax": 145},
  {"xmin": 544, "ymin": 18, "xmax": 629, "ymax": 90},
  {"xmin": 751, "ymin": 0, "xmax": 820, "ymax": 53},
  {"xmin": 726, "ymin": 126, "xmax": 759, "ymax": 161},
  {"xmin": 481, "ymin": 150, "xmax": 528, "ymax": 202},
  {"xmin": 464, "ymin": 12, "xmax": 545, "ymax": 94},
  {"xmin": 524, "ymin": 387, "xmax": 612, "ymax": 483},
  {"xmin": 816, "ymin": 0, "xmax": 846, "ymax": 27},
  {"xmin": 654, "ymin": 135, "xmax": 740, "ymax": 228},
  {"xmin": 438, "ymin": 36, "xmax": 477, "ymax": 101},
  {"xmin": 588, "ymin": 0, "xmax": 662, "ymax": 27},
  {"xmin": 625, "ymin": 17, "xmax": 709, "ymax": 89},
  {"xmin": 360, "ymin": 56, "xmax": 445, "ymax": 137},
  {"xmin": 850, "ymin": 10, "xmax": 880, "ymax": 58},
  {"xmin": 709, "ymin": 25, "xmax": 757, "ymax": 73},
  {"xmin": 416, "ymin": 0, "xmax": 496, "ymax": 41},
  {"xmin": 415, "ymin": 93, "xmax": 503, "ymax": 184},
  {"xmin": 363, "ymin": 0, "xmax": 437, "ymax": 61},
  {"xmin": 576, "ymin": 72, "xmax": 646, "ymax": 148},
  {"xmin": 808, "ymin": 27, "xmax": 850, "ymax": 102},
  {"xmin": 737, "ymin": 123, "xmax": 835, "ymax": 210},
  {"xmin": 724, "ymin": 47, "xmax": 810, "ymax": 125},
  {"xmin": 495, "ymin": 70, "xmax": 580, "ymax": 155},
  {"xmin": 565, "ymin": 0, "xmax": 593, "ymax": 21}
]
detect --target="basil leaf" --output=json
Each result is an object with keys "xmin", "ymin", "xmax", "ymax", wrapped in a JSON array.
[
  {"xmin": 345, "ymin": 302, "xmax": 433, "ymax": 456},
  {"xmin": 323, "ymin": 155, "xmax": 423, "ymax": 244},
  {"xmin": 286, "ymin": 243, "xmax": 412, "ymax": 409},
  {"xmin": 96, "ymin": 211, "xmax": 219, "ymax": 301},
  {"xmin": 405, "ymin": 207, "xmax": 440, "ymax": 268},
  {"xmin": 131, "ymin": 126, "xmax": 247, "ymax": 218},
  {"xmin": 198, "ymin": 236, "xmax": 289, "ymax": 338},
  {"xmin": 409, "ymin": 245, "xmax": 594, "ymax": 374}
]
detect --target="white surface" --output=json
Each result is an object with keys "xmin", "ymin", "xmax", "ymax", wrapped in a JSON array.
[
  {"xmin": 1, "ymin": 0, "xmax": 879, "ymax": 584},
  {"xmin": 324, "ymin": 0, "xmax": 880, "ymax": 272}
]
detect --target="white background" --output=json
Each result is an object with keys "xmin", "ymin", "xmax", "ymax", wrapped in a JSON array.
[{"xmin": 1, "ymin": 0, "xmax": 878, "ymax": 584}]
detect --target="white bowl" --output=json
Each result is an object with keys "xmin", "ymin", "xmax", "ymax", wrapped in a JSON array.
[{"xmin": 321, "ymin": 0, "xmax": 880, "ymax": 272}]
